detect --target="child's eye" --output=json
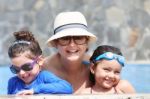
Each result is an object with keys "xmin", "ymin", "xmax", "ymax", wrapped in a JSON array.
[
  {"xmin": 115, "ymin": 71, "xmax": 120, "ymax": 75},
  {"xmin": 103, "ymin": 68, "xmax": 110, "ymax": 72}
]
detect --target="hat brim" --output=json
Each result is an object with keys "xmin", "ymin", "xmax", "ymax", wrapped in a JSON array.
[{"xmin": 46, "ymin": 28, "xmax": 97, "ymax": 47}]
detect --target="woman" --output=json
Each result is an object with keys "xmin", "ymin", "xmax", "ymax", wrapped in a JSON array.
[{"xmin": 43, "ymin": 11, "xmax": 97, "ymax": 94}]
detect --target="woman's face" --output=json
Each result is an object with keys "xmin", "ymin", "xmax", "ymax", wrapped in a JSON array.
[
  {"xmin": 91, "ymin": 59, "xmax": 122, "ymax": 89},
  {"xmin": 11, "ymin": 54, "xmax": 41, "ymax": 84},
  {"xmin": 55, "ymin": 36, "xmax": 88, "ymax": 61}
]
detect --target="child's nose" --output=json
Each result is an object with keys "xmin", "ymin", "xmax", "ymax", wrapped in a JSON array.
[
  {"xmin": 19, "ymin": 70, "xmax": 26, "ymax": 75},
  {"xmin": 108, "ymin": 72, "xmax": 115, "ymax": 78}
]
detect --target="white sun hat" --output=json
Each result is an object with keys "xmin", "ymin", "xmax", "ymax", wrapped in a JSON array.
[{"xmin": 46, "ymin": 11, "xmax": 97, "ymax": 47}]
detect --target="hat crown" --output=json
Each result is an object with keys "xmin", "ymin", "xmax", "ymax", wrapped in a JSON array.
[{"xmin": 54, "ymin": 12, "xmax": 87, "ymax": 30}]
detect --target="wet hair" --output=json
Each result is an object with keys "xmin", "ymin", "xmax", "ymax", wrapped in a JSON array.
[
  {"xmin": 89, "ymin": 45, "xmax": 123, "ymax": 85},
  {"xmin": 8, "ymin": 31, "xmax": 42, "ymax": 59}
]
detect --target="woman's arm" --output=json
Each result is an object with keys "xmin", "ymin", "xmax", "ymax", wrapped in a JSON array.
[{"xmin": 115, "ymin": 80, "xmax": 136, "ymax": 93}]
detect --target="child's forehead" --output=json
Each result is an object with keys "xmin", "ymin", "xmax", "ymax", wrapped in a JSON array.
[
  {"xmin": 12, "ymin": 55, "xmax": 31, "ymax": 61},
  {"xmin": 14, "ymin": 51, "xmax": 34, "ymax": 59}
]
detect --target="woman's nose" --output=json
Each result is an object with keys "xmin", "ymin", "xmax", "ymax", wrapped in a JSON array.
[{"xmin": 69, "ymin": 39, "xmax": 76, "ymax": 46}]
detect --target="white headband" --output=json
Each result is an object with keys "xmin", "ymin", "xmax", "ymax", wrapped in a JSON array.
[{"xmin": 12, "ymin": 40, "xmax": 31, "ymax": 46}]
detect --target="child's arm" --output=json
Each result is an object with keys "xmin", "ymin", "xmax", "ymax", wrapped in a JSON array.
[
  {"xmin": 115, "ymin": 80, "xmax": 136, "ymax": 93},
  {"xmin": 7, "ymin": 77, "xmax": 18, "ymax": 94},
  {"xmin": 33, "ymin": 70, "xmax": 73, "ymax": 94},
  {"xmin": 7, "ymin": 78, "xmax": 14, "ymax": 94}
]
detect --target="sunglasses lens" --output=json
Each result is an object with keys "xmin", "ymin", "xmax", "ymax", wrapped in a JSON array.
[
  {"xmin": 56, "ymin": 37, "xmax": 70, "ymax": 46},
  {"xmin": 21, "ymin": 63, "xmax": 33, "ymax": 71},
  {"xmin": 57, "ymin": 36, "xmax": 88, "ymax": 46},
  {"xmin": 10, "ymin": 66, "xmax": 20, "ymax": 74},
  {"xmin": 74, "ymin": 36, "xmax": 88, "ymax": 45}
]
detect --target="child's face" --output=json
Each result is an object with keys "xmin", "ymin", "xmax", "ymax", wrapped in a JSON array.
[
  {"xmin": 91, "ymin": 59, "xmax": 122, "ymax": 89},
  {"xmin": 11, "ymin": 54, "xmax": 41, "ymax": 84}
]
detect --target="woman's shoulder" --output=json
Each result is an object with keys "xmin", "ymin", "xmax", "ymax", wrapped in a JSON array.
[
  {"xmin": 43, "ymin": 53, "xmax": 65, "ymax": 77},
  {"xmin": 43, "ymin": 53, "xmax": 60, "ymax": 69},
  {"xmin": 44, "ymin": 53, "xmax": 58, "ymax": 63},
  {"xmin": 117, "ymin": 80, "xmax": 132, "ymax": 87},
  {"xmin": 83, "ymin": 53, "xmax": 91, "ymax": 60}
]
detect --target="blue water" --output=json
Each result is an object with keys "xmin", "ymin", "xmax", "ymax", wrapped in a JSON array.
[
  {"xmin": 0, "ymin": 66, "xmax": 14, "ymax": 95},
  {"xmin": 0, "ymin": 64, "xmax": 150, "ymax": 94},
  {"xmin": 121, "ymin": 63, "xmax": 150, "ymax": 93}
]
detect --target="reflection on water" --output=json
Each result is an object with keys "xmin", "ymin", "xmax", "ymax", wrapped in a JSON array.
[{"xmin": 0, "ymin": 64, "xmax": 150, "ymax": 94}]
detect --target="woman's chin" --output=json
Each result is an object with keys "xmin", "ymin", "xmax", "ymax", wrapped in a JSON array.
[{"xmin": 67, "ymin": 56, "xmax": 80, "ymax": 61}]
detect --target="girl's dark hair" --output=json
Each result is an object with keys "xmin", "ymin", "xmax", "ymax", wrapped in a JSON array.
[
  {"xmin": 8, "ymin": 31, "xmax": 42, "ymax": 59},
  {"xmin": 89, "ymin": 45, "xmax": 123, "ymax": 85}
]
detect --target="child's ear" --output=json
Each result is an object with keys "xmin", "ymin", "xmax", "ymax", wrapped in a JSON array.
[
  {"xmin": 37, "ymin": 55, "xmax": 44, "ymax": 67},
  {"xmin": 90, "ymin": 63, "xmax": 95, "ymax": 74}
]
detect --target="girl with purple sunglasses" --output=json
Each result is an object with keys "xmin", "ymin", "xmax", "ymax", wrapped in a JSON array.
[{"xmin": 7, "ymin": 31, "xmax": 73, "ymax": 95}]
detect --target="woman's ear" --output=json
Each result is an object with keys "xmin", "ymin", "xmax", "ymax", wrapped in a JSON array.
[
  {"xmin": 53, "ymin": 40, "xmax": 58, "ymax": 48},
  {"xmin": 90, "ymin": 63, "xmax": 95, "ymax": 74}
]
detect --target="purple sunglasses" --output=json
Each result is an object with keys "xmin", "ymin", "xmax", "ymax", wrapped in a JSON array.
[{"xmin": 10, "ymin": 58, "xmax": 38, "ymax": 74}]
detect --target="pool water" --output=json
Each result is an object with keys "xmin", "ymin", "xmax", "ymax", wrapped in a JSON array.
[
  {"xmin": 0, "ymin": 63, "xmax": 150, "ymax": 94},
  {"xmin": 0, "ymin": 66, "xmax": 14, "ymax": 95},
  {"xmin": 121, "ymin": 63, "xmax": 150, "ymax": 93}
]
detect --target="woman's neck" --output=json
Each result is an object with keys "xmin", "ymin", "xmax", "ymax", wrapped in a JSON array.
[{"xmin": 58, "ymin": 54, "xmax": 91, "ymax": 92}]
